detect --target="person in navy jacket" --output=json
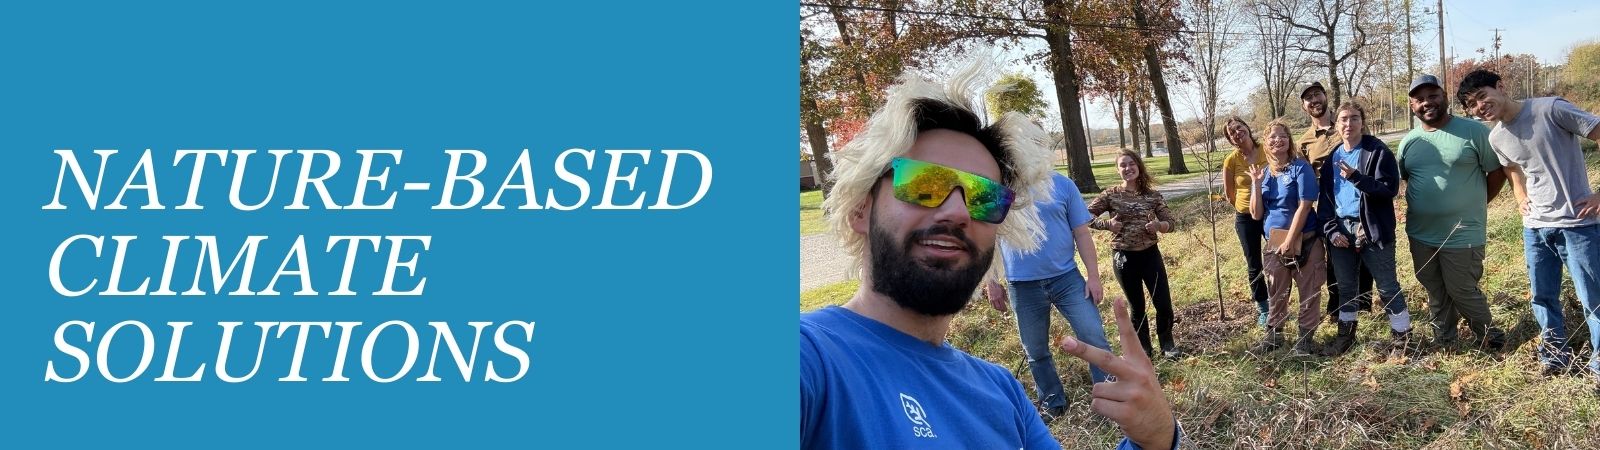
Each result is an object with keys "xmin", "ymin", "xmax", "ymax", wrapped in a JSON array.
[{"xmin": 1316, "ymin": 102, "xmax": 1413, "ymax": 356}]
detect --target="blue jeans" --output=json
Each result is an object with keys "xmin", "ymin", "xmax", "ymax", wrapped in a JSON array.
[
  {"xmin": 1524, "ymin": 225, "xmax": 1600, "ymax": 373},
  {"xmin": 1329, "ymin": 244, "xmax": 1408, "ymax": 322},
  {"xmin": 1007, "ymin": 268, "xmax": 1111, "ymax": 408}
]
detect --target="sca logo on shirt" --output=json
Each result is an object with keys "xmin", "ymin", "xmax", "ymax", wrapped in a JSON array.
[{"xmin": 899, "ymin": 393, "xmax": 937, "ymax": 439}]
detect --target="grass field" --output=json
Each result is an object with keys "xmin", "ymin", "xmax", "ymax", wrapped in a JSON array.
[
  {"xmin": 1080, "ymin": 148, "xmax": 1229, "ymax": 188},
  {"xmin": 800, "ymin": 151, "xmax": 1600, "ymax": 448}
]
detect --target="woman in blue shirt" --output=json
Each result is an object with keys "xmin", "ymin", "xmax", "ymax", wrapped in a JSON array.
[{"xmin": 1248, "ymin": 120, "xmax": 1327, "ymax": 356}]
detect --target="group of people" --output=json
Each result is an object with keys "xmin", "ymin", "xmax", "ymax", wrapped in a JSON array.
[
  {"xmin": 799, "ymin": 59, "xmax": 1599, "ymax": 448},
  {"xmin": 1217, "ymin": 71, "xmax": 1600, "ymax": 379},
  {"xmin": 1221, "ymin": 77, "xmax": 1465, "ymax": 358}
]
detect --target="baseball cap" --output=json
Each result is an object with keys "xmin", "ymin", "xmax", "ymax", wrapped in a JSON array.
[
  {"xmin": 1408, "ymin": 74, "xmax": 1442, "ymax": 96},
  {"xmin": 1299, "ymin": 81, "xmax": 1325, "ymax": 99}
]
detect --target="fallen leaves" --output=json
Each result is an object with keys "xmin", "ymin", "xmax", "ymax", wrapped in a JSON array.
[
  {"xmin": 1362, "ymin": 374, "xmax": 1380, "ymax": 391},
  {"xmin": 1450, "ymin": 372, "xmax": 1481, "ymax": 416}
]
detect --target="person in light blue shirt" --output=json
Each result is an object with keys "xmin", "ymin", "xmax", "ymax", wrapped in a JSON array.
[
  {"xmin": 1316, "ymin": 102, "xmax": 1410, "ymax": 357},
  {"xmin": 984, "ymin": 172, "xmax": 1113, "ymax": 421}
]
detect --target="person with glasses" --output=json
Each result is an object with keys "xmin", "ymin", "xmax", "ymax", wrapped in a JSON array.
[
  {"xmin": 802, "ymin": 62, "xmax": 1179, "ymax": 449},
  {"xmin": 1249, "ymin": 120, "xmax": 1327, "ymax": 356},
  {"xmin": 1297, "ymin": 81, "xmax": 1377, "ymax": 319},
  {"xmin": 1317, "ymin": 102, "xmax": 1413, "ymax": 357}
]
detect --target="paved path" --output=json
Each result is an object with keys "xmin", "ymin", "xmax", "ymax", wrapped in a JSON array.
[{"xmin": 800, "ymin": 130, "xmax": 1409, "ymax": 293}]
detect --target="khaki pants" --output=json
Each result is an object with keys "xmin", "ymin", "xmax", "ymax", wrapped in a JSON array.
[
  {"xmin": 1263, "ymin": 236, "xmax": 1327, "ymax": 333},
  {"xmin": 1408, "ymin": 238, "xmax": 1495, "ymax": 341}
]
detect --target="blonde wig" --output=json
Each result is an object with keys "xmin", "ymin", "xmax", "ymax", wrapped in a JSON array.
[{"xmin": 820, "ymin": 60, "xmax": 1057, "ymax": 283}]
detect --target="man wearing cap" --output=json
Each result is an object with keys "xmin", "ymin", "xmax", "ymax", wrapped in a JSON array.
[
  {"xmin": 1298, "ymin": 81, "xmax": 1375, "ymax": 319},
  {"xmin": 1396, "ymin": 74, "xmax": 1509, "ymax": 349}
]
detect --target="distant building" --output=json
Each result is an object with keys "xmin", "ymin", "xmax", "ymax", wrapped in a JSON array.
[{"xmin": 800, "ymin": 156, "xmax": 819, "ymax": 190}]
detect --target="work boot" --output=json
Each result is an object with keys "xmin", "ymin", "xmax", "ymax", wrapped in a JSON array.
[
  {"xmin": 1323, "ymin": 321, "xmax": 1357, "ymax": 356},
  {"xmin": 1250, "ymin": 327, "xmax": 1284, "ymax": 354},
  {"xmin": 1477, "ymin": 327, "xmax": 1507, "ymax": 351},
  {"xmin": 1041, "ymin": 405, "xmax": 1068, "ymax": 423},
  {"xmin": 1162, "ymin": 343, "xmax": 1184, "ymax": 359},
  {"xmin": 1388, "ymin": 327, "xmax": 1415, "ymax": 352},
  {"xmin": 1290, "ymin": 330, "xmax": 1318, "ymax": 356}
]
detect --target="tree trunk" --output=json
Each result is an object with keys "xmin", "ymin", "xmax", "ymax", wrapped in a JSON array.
[
  {"xmin": 1326, "ymin": 33, "xmax": 1342, "ymax": 108},
  {"xmin": 802, "ymin": 97, "xmax": 835, "ymax": 197},
  {"xmin": 800, "ymin": 51, "xmax": 835, "ymax": 198},
  {"xmin": 1131, "ymin": 0, "xmax": 1188, "ymax": 174},
  {"xmin": 1132, "ymin": 99, "xmax": 1146, "ymax": 157},
  {"xmin": 1043, "ymin": 0, "xmax": 1099, "ymax": 193},
  {"xmin": 1261, "ymin": 47, "xmax": 1280, "ymax": 118},
  {"xmin": 1113, "ymin": 93, "xmax": 1127, "ymax": 150},
  {"xmin": 1140, "ymin": 101, "xmax": 1154, "ymax": 157},
  {"xmin": 1082, "ymin": 97, "xmax": 1094, "ymax": 160}
]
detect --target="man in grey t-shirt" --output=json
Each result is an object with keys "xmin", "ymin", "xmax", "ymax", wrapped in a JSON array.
[{"xmin": 1460, "ymin": 69, "xmax": 1600, "ymax": 380}]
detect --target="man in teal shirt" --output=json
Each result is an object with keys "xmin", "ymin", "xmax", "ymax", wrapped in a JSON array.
[{"xmin": 1396, "ymin": 74, "xmax": 1508, "ymax": 349}]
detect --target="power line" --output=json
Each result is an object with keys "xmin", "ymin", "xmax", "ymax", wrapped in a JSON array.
[
  {"xmin": 800, "ymin": 2, "xmax": 1407, "ymax": 41},
  {"xmin": 810, "ymin": 16, "xmax": 1307, "ymax": 46}
]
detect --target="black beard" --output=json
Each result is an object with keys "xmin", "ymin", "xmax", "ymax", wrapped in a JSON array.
[
  {"xmin": 1307, "ymin": 103, "xmax": 1327, "ymax": 119},
  {"xmin": 868, "ymin": 218, "xmax": 994, "ymax": 317},
  {"xmin": 1415, "ymin": 103, "xmax": 1446, "ymax": 124}
]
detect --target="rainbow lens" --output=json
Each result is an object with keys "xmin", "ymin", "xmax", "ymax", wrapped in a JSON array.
[{"xmin": 891, "ymin": 157, "xmax": 1015, "ymax": 224}]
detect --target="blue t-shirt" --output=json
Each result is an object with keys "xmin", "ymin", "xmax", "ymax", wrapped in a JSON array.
[
  {"xmin": 1331, "ymin": 144, "xmax": 1363, "ymax": 219},
  {"xmin": 801, "ymin": 307, "xmax": 1145, "ymax": 449},
  {"xmin": 800, "ymin": 307, "xmax": 1057, "ymax": 449},
  {"xmin": 1260, "ymin": 158, "xmax": 1319, "ymax": 234},
  {"xmin": 999, "ymin": 173, "xmax": 1093, "ymax": 281}
]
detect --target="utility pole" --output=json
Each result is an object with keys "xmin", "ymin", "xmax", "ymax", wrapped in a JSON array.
[
  {"xmin": 1527, "ymin": 57, "xmax": 1534, "ymax": 98},
  {"xmin": 1437, "ymin": 0, "xmax": 1446, "ymax": 92},
  {"xmin": 1406, "ymin": 0, "xmax": 1415, "ymax": 128},
  {"xmin": 1491, "ymin": 28, "xmax": 1503, "ymax": 72},
  {"xmin": 1385, "ymin": 0, "xmax": 1394, "ymax": 132}
]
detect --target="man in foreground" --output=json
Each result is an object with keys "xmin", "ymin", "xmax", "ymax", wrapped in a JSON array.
[{"xmin": 800, "ymin": 62, "xmax": 1179, "ymax": 449}]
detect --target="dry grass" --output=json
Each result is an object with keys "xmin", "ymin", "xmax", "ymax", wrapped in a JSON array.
[{"xmin": 799, "ymin": 151, "xmax": 1600, "ymax": 448}]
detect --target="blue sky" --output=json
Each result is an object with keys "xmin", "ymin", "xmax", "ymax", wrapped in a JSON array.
[{"xmin": 1031, "ymin": 0, "xmax": 1600, "ymax": 129}]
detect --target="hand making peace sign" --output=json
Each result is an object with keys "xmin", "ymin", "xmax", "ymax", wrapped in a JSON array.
[{"xmin": 1058, "ymin": 296, "xmax": 1178, "ymax": 450}]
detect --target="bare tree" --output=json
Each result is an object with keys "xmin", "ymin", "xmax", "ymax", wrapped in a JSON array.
[
  {"xmin": 1109, "ymin": 91, "xmax": 1127, "ymax": 150},
  {"xmin": 1259, "ymin": 0, "xmax": 1371, "ymax": 108},
  {"xmin": 1249, "ymin": 2, "xmax": 1304, "ymax": 118},
  {"xmin": 1175, "ymin": 55, "xmax": 1237, "ymax": 320},
  {"xmin": 1182, "ymin": 0, "xmax": 1241, "ymax": 157},
  {"xmin": 1335, "ymin": 0, "xmax": 1383, "ymax": 100}
]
